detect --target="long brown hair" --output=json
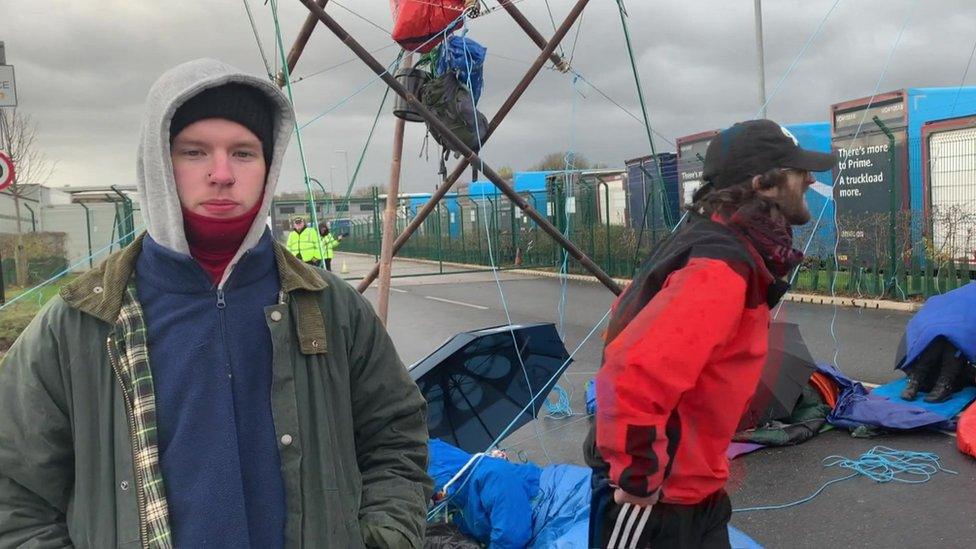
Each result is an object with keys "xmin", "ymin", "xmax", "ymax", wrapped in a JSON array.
[{"xmin": 690, "ymin": 168, "xmax": 786, "ymax": 220}]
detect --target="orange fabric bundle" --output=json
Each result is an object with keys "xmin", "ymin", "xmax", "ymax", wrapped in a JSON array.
[{"xmin": 808, "ymin": 371, "xmax": 839, "ymax": 409}]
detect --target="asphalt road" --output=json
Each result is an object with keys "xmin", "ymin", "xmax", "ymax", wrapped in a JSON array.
[{"xmin": 340, "ymin": 253, "xmax": 974, "ymax": 548}]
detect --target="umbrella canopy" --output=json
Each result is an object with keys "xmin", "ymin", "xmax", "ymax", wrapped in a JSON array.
[
  {"xmin": 737, "ymin": 322, "xmax": 818, "ymax": 431},
  {"xmin": 410, "ymin": 323, "xmax": 572, "ymax": 454}
]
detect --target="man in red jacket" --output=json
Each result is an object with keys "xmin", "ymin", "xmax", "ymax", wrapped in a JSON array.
[{"xmin": 586, "ymin": 120, "xmax": 836, "ymax": 548}]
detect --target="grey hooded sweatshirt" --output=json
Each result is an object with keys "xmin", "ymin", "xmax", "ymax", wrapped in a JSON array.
[
  {"xmin": 137, "ymin": 57, "xmax": 294, "ymax": 284},
  {"xmin": 134, "ymin": 58, "xmax": 297, "ymax": 547}
]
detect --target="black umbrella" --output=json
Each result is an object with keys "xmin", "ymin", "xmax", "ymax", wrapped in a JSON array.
[
  {"xmin": 410, "ymin": 323, "xmax": 572, "ymax": 454},
  {"xmin": 737, "ymin": 322, "xmax": 818, "ymax": 431}
]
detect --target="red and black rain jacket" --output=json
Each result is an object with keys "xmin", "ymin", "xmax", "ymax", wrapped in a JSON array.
[{"xmin": 585, "ymin": 212, "xmax": 788, "ymax": 505}]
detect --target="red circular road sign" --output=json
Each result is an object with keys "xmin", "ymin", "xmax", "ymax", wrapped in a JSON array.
[{"xmin": 0, "ymin": 152, "xmax": 13, "ymax": 191}]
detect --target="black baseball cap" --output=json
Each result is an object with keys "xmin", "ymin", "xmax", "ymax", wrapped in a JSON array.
[{"xmin": 701, "ymin": 119, "xmax": 836, "ymax": 194}]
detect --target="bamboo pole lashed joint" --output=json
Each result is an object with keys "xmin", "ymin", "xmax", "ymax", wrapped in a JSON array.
[
  {"xmin": 348, "ymin": 0, "xmax": 595, "ymax": 293},
  {"xmin": 498, "ymin": 0, "xmax": 570, "ymax": 72},
  {"xmin": 277, "ymin": 0, "xmax": 330, "ymax": 87}
]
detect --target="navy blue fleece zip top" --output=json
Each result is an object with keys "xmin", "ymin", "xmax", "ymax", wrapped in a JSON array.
[{"xmin": 136, "ymin": 231, "xmax": 285, "ymax": 548}]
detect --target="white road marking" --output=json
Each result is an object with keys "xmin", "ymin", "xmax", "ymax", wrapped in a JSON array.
[
  {"xmin": 390, "ymin": 288, "xmax": 408, "ymax": 293},
  {"xmin": 424, "ymin": 296, "xmax": 489, "ymax": 310}
]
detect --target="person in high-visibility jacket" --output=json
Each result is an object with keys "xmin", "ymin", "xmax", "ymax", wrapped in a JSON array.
[
  {"xmin": 318, "ymin": 223, "xmax": 344, "ymax": 272},
  {"xmin": 286, "ymin": 216, "xmax": 323, "ymax": 265}
]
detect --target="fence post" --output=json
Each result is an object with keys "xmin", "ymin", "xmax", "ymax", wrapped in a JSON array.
[
  {"xmin": 0, "ymin": 246, "xmax": 5, "ymax": 304},
  {"xmin": 510, "ymin": 199, "xmax": 517, "ymax": 264},
  {"xmin": 811, "ymin": 259, "xmax": 820, "ymax": 292},
  {"xmin": 826, "ymin": 257, "xmax": 834, "ymax": 292},
  {"xmin": 924, "ymin": 256, "xmax": 934, "ymax": 297},
  {"xmin": 458, "ymin": 201, "xmax": 466, "ymax": 263},
  {"xmin": 492, "ymin": 197, "xmax": 500, "ymax": 266},
  {"xmin": 475, "ymin": 205, "xmax": 483, "ymax": 264},
  {"xmin": 846, "ymin": 252, "xmax": 857, "ymax": 293},
  {"xmin": 872, "ymin": 116, "xmax": 898, "ymax": 292},
  {"xmin": 949, "ymin": 260, "xmax": 958, "ymax": 291},
  {"xmin": 436, "ymin": 201, "xmax": 444, "ymax": 273}
]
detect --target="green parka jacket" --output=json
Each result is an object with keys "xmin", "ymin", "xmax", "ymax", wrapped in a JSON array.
[{"xmin": 0, "ymin": 236, "xmax": 432, "ymax": 548}]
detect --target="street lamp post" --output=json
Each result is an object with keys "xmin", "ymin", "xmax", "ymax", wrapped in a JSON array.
[
  {"xmin": 754, "ymin": 0, "xmax": 767, "ymax": 118},
  {"xmin": 308, "ymin": 177, "xmax": 327, "ymax": 219}
]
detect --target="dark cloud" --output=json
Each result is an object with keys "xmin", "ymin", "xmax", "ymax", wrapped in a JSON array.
[{"xmin": 3, "ymin": 0, "xmax": 975, "ymax": 193}]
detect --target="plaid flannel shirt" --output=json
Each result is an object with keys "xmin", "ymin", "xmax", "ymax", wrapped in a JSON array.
[{"xmin": 109, "ymin": 284, "xmax": 173, "ymax": 549}]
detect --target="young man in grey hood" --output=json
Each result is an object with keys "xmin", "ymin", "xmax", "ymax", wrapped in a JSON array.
[{"xmin": 0, "ymin": 58, "xmax": 432, "ymax": 548}]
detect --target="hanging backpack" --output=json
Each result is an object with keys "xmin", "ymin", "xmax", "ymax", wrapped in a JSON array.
[
  {"xmin": 420, "ymin": 70, "xmax": 488, "ymax": 155},
  {"xmin": 389, "ymin": 0, "xmax": 466, "ymax": 53}
]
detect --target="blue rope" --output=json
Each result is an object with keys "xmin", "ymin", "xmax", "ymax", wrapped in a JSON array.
[
  {"xmin": 458, "ymin": 21, "xmax": 556, "ymax": 467},
  {"xmin": 733, "ymin": 446, "xmax": 956, "ymax": 513},
  {"xmin": 427, "ymin": 307, "xmax": 612, "ymax": 521},
  {"xmin": 828, "ymin": 0, "xmax": 920, "ymax": 369},
  {"xmin": 544, "ymin": 384, "xmax": 579, "ymax": 419},
  {"xmin": 757, "ymin": 0, "xmax": 842, "ymax": 116},
  {"xmin": 556, "ymin": 75, "xmax": 582, "ymax": 340},
  {"xmin": 298, "ymin": 12, "xmax": 466, "ymax": 131},
  {"xmin": 0, "ymin": 224, "xmax": 144, "ymax": 312}
]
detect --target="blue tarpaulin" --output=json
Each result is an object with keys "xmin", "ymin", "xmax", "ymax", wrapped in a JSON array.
[
  {"xmin": 429, "ymin": 439, "xmax": 540, "ymax": 548},
  {"xmin": 871, "ymin": 378, "xmax": 976, "ymax": 422},
  {"xmin": 819, "ymin": 363, "xmax": 969, "ymax": 431},
  {"xmin": 899, "ymin": 282, "xmax": 976, "ymax": 370},
  {"xmin": 436, "ymin": 35, "xmax": 487, "ymax": 104},
  {"xmin": 428, "ymin": 438, "xmax": 765, "ymax": 548}
]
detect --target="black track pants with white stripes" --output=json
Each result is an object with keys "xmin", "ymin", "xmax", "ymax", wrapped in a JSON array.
[{"xmin": 589, "ymin": 471, "xmax": 732, "ymax": 549}]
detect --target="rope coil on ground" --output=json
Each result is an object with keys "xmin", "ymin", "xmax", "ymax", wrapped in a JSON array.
[{"xmin": 733, "ymin": 446, "xmax": 957, "ymax": 513}]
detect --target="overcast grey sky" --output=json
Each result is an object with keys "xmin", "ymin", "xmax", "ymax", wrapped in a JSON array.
[{"xmin": 3, "ymin": 0, "xmax": 975, "ymax": 194}]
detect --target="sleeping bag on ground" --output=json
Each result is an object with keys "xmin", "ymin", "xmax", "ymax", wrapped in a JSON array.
[
  {"xmin": 428, "ymin": 439, "xmax": 540, "ymax": 548},
  {"xmin": 428, "ymin": 439, "xmax": 767, "ymax": 548},
  {"xmin": 733, "ymin": 385, "xmax": 831, "ymax": 446},
  {"xmin": 390, "ymin": 0, "xmax": 466, "ymax": 53}
]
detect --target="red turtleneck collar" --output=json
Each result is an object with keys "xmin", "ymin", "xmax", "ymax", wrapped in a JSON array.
[{"xmin": 182, "ymin": 199, "xmax": 264, "ymax": 284}]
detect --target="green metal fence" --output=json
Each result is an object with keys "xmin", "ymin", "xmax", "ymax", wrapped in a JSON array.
[{"xmin": 311, "ymin": 130, "xmax": 976, "ymax": 301}]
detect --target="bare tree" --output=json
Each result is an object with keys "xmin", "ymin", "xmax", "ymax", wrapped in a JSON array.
[
  {"xmin": 0, "ymin": 109, "xmax": 56, "ymax": 286},
  {"xmin": 530, "ymin": 151, "xmax": 593, "ymax": 172}
]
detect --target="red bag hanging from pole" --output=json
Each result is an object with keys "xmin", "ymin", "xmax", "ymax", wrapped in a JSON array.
[{"xmin": 389, "ymin": 0, "xmax": 466, "ymax": 53}]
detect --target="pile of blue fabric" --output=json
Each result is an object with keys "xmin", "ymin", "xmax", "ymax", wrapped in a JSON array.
[
  {"xmin": 428, "ymin": 438, "xmax": 588, "ymax": 547},
  {"xmin": 898, "ymin": 282, "xmax": 976, "ymax": 370},
  {"xmin": 821, "ymin": 363, "xmax": 976, "ymax": 432},
  {"xmin": 427, "ymin": 439, "xmax": 766, "ymax": 548},
  {"xmin": 435, "ymin": 35, "xmax": 487, "ymax": 105},
  {"xmin": 823, "ymin": 283, "xmax": 976, "ymax": 432}
]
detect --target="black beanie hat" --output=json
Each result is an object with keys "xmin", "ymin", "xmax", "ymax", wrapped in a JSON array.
[{"xmin": 169, "ymin": 83, "xmax": 275, "ymax": 165}]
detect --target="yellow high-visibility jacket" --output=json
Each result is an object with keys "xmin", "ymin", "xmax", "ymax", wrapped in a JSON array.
[
  {"xmin": 321, "ymin": 233, "xmax": 341, "ymax": 260},
  {"xmin": 286, "ymin": 228, "xmax": 322, "ymax": 261}
]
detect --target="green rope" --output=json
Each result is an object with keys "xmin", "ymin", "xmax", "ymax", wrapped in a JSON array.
[
  {"xmin": 269, "ymin": 0, "xmax": 326, "ymax": 264},
  {"xmin": 616, "ymin": 0, "xmax": 669, "ymax": 269},
  {"xmin": 334, "ymin": 76, "xmax": 397, "ymax": 225}
]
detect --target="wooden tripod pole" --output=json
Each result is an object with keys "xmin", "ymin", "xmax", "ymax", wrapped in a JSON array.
[
  {"xmin": 377, "ymin": 54, "xmax": 412, "ymax": 325},
  {"xmin": 297, "ymin": 0, "xmax": 619, "ymax": 294},
  {"xmin": 350, "ymin": 0, "xmax": 592, "ymax": 293},
  {"xmin": 276, "ymin": 0, "xmax": 330, "ymax": 87}
]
